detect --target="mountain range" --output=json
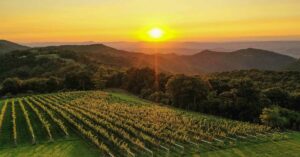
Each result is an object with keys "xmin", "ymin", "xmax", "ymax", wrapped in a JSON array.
[
  {"xmin": 0, "ymin": 40, "xmax": 299, "ymax": 80},
  {"xmin": 24, "ymin": 41, "xmax": 300, "ymax": 58}
]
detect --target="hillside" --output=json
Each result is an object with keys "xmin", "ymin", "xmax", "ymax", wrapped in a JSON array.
[
  {"xmin": 38, "ymin": 45, "xmax": 296, "ymax": 73},
  {"xmin": 0, "ymin": 40, "xmax": 29, "ymax": 54},
  {"xmin": 0, "ymin": 91, "xmax": 299, "ymax": 157},
  {"xmin": 186, "ymin": 48, "xmax": 296, "ymax": 72},
  {"xmin": 0, "ymin": 41, "xmax": 297, "ymax": 81}
]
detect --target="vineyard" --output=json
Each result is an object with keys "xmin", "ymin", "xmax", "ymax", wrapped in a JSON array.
[{"xmin": 0, "ymin": 91, "xmax": 296, "ymax": 157}]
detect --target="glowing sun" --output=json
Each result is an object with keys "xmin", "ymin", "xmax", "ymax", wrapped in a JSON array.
[{"xmin": 148, "ymin": 28, "xmax": 164, "ymax": 39}]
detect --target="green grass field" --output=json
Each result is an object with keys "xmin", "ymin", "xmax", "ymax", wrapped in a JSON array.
[
  {"xmin": 198, "ymin": 132, "xmax": 300, "ymax": 157},
  {"xmin": 0, "ymin": 139, "xmax": 99, "ymax": 157},
  {"xmin": 0, "ymin": 91, "xmax": 299, "ymax": 157}
]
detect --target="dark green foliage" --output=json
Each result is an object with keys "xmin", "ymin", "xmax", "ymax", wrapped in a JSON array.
[
  {"xmin": 211, "ymin": 70, "xmax": 300, "ymax": 92},
  {"xmin": 290, "ymin": 93, "xmax": 300, "ymax": 111},
  {"xmin": 1, "ymin": 77, "xmax": 63, "ymax": 95},
  {"xmin": 203, "ymin": 79, "xmax": 266, "ymax": 122},
  {"xmin": 166, "ymin": 74, "xmax": 209, "ymax": 110},
  {"xmin": 148, "ymin": 91, "xmax": 170, "ymax": 104},
  {"xmin": 260, "ymin": 106, "xmax": 300, "ymax": 130},
  {"xmin": 123, "ymin": 67, "xmax": 155, "ymax": 94},
  {"xmin": 263, "ymin": 87, "xmax": 290, "ymax": 107},
  {"xmin": 64, "ymin": 70, "xmax": 94, "ymax": 90},
  {"xmin": 1, "ymin": 77, "xmax": 22, "ymax": 95}
]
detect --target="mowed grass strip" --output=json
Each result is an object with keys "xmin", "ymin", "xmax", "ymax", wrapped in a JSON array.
[
  {"xmin": 14, "ymin": 100, "xmax": 31, "ymax": 145},
  {"xmin": 195, "ymin": 132, "xmax": 300, "ymax": 157},
  {"xmin": 21, "ymin": 99, "xmax": 49, "ymax": 143},
  {"xmin": 28, "ymin": 97, "xmax": 70, "ymax": 139},
  {"xmin": 0, "ymin": 100, "xmax": 13, "ymax": 147},
  {"xmin": 0, "ymin": 139, "xmax": 100, "ymax": 157}
]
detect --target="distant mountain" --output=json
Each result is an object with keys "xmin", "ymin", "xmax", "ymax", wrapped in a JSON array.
[
  {"xmin": 102, "ymin": 41, "xmax": 300, "ymax": 58},
  {"xmin": 183, "ymin": 48, "xmax": 296, "ymax": 73},
  {"xmin": 0, "ymin": 40, "xmax": 29, "ymax": 54},
  {"xmin": 36, "ymin": 44, "xmax": 296, "ymax": 74},
  {"xmin": 23, "ymin": 41, "xmax": 300, "ymax": 58},
  {"xmin": 0, "ymin": 41, "xmax": 297, "ymax": 81},
  {"xmin": 31, "ymin": 44, "xmax": 297, "ymax": 73}
]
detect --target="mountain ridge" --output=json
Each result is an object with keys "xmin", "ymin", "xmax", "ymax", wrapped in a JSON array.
[
  {"xmin": 0, "ymin": 40, "xmax": 29, "ymax": 54},
  {"xmin": 0, "ymin": 40, "xmax": 299, "ymax": 79}
]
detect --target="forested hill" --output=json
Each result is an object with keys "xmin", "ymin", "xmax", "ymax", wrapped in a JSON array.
[
  {"xmin": 0, "ymin": 40, "xmax": 299, "ymax": 81},
  {"xmin": 36, "ymin": 44, "xmax": 297, "ymax": 73},
  {"xmin": 0, "ymin": 40, "xmax": 29, "ymax": 54}
]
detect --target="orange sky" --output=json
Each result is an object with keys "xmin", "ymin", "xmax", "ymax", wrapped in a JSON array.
[{"xmin": 1, "ymin": 0, "xmax": 300, "ymax": 42}]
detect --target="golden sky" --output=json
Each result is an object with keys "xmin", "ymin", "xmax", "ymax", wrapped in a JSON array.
[{"xmin": 1, "ymin": 0, "xmax": 300, "ymax": 42}]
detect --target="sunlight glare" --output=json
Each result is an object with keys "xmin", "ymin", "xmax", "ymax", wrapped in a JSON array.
[{"xmin": 148, "ymin": 28, "xmax": 164, "ymax": 39}]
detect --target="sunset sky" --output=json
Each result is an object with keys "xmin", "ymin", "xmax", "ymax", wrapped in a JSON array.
[{"xmin": 1, "ymin": 0, "xmax": 300, "ymax": 42}]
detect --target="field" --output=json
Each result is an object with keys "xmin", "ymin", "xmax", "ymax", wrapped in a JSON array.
[{"xmin": 0, "ymin": 91, "xmax": 299, "ymax": 157}]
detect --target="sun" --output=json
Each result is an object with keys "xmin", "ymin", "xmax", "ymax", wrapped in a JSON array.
[
  {"xmin": 148, "ymin": 28, "xmax": 164, "ymax": 39},
  {"xmin": 138, "ymin": 26, "xmax": 172, "ymax": 42}
]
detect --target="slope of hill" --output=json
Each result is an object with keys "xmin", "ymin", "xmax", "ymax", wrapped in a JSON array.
[
  {"xmin": 185, "ymin": 48, "xmax": 296, "ymax": 72},
  {"xmin": 0, "ymin": 40, "xmax": 29, "ymax": 54},
  {"xmin": 0, "ymin": 41, "xmax": 297, "ymax": 81},
  {"xmin": 0, "ymin": 90, "xmax": 299, "ymax": 157},
  {"xmin": 38, "ymin": 45, "xmax": 297, "ymax": 72},
  {"xmin": 26, "ymin": 41, "xmax": 300, "ymax": 58}
]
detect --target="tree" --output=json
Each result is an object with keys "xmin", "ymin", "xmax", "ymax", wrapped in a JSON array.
[
  {"xmin": 209, "ymin": 78, "xmax": 231, "ymax": 95},
  {"xmin": 166, "ymin": 74, "xmax": 209, "ymax": 110},
  {"xmin": 260, "ymin": 106, "xmax": 300, "ymax": 130},
  {"xmin": 1, "ymin": 77, "xmax": 22, "ymax": 95},
  {"xmin": 263, "ymin": 87, "xmax": 290, "ymax": 107},
  {"xmin": 123, "ymin": 68, "xmax": 155, "ymax": 94},
  {"xmin": 64, "ymin": 70, "xmax": 94, "ymax": 90},
  {"xmin": 46, "ymin": 77, "xmax": 62, "ymax": 92},
  {"xmin": 260, "ymin": 106, "xmax": 289, "ymax": 129},
  {"xmin": 92, "ymin": 66, "xmax": 119, "ymax": 89},
  {"xmin": 148, "ymin": 91, "xmax": 170, "ymax": 104},
  {"xmin": 22, "ymin": 78, "xmax": 48, "ymax": 93},
  {"xmin": 157, "ymin": 73, "xmax": 171, "ymax": 92},
  {"xmin": 290, "ymin": 93, "xmax": 300, "ymax": 111}
]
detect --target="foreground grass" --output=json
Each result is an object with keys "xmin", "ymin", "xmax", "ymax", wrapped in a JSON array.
[
  {"xmin": 0, "ymin": 139, "xmax": 99, "ymax": 157},
  {"xmin": 194, "ymin": 131, "xmax": 300, "ymax": 157}
]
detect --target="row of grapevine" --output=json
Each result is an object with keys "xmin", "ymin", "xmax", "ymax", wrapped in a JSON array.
[
  {"xmin": 0, "ymin": 91, "xmax": 280, "ymax": 156},
  {"xmin": 50, "ymin": 91, "xmax": 275, "ymax": 148},
  {"xmin": 24, "ymin": 98, "xmax": 53, "ymax": 141},
  {"xmin": 28, "ymin": 97, "xmax": 69, "ymax": 137},
  {"xmin": 31, "ymin": 97, "xmax": 114, "ymax": 157},
  {"xmin": 46, "ymin": 95, "xmax": 169, "ymax": 147},
  {"xmin": 48, "ymin": 93, "xmax": 230, "ymax": 148},
  {"xmin": 47, "ymin": 95, "xmax": 164, "ymax": 154},
  {"xmin": 18, "ymin": 99, "xmax": 36, "ymax": 144},
  {"xmin": 11, "ymin": 100, "xmax": 17, "ymax": 146},
  {"xmin": 0, "ymin": 100, "xmax": 8, "ymax": 134},
  {"xmin": 53, "ymin": 99, "xmax": 155, "ymax": 155},
  {"xmin": 37, "ymin": 96, "xmax": 135, "ymax": 156}
]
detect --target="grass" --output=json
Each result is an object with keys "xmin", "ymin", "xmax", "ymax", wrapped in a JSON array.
[
  {"xmin": 0, "ymin": 138, "xmax": 99, "ymax": 157},
  {"xmin": 106, "ymin": 89, "xmax": 150, "ymax": 105},
  {"xmin": 192, "ymin": 132, "xmax": 300, "ymax": 157}
]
